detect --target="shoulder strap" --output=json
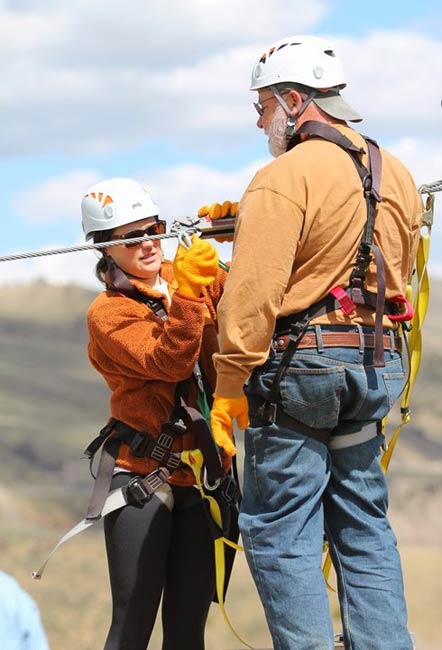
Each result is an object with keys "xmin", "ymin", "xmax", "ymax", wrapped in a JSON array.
[{"xmin": 284, "ymin": 121, "xmax": 387, "ymax": 366}]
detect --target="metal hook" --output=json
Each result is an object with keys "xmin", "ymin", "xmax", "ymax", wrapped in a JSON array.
[
  {"xmin": 203, "ymin": 467, "xmax": 222, "ymax": 492},
  {"xmin": 178, "ymin": 231, "xmax": 193, "ymax": 250}
]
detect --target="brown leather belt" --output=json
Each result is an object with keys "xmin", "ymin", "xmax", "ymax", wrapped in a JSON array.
[{"xmin": 272, "ymin": 331, "xmax": 402, "ymax": 352}]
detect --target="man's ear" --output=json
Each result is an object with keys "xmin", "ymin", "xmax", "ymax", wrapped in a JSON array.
[{"xmin": 287, "ymin": 89, "xmax": 304, "ymax": 116}]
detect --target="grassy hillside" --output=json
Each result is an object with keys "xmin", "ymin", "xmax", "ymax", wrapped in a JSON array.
[{"xmin": 0, "ymin": 279, "xmax": 441, "ymax": 649}]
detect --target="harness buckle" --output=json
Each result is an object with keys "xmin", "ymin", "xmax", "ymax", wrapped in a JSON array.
[
  {"xmin": 130, "ymin": 431, "xmax": 153, "ymax": 458},
  {"xmin": 162, "ymin": 418, "xmax": 187, "ymax": 436},
  {"xmin": 257, "ymin": 401, "xmax": 277, "ymax": 424},
  {"xmin": 330, "ymin": 286, "xmax": 356, "ymax": 316},
  {"xmin": 126, "ymin": 476, "xmax": 152, "ymax": 505},
  {"xmin": 289, "ymin": 321, "xmax": 308, "ymax": 342},
  {"xmin": 220, "ymin": 475, "xmax": 241, "ymax": 504}
]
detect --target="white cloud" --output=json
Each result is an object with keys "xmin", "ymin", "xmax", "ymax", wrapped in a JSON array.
[
  {"xmin": 333, "ymin": 32, "xmax": 442, "ymax": 139},
  {"xmin": 0, "ymin": 2, "xmax": 440, "ymax": 155},
  {"xmin": 388, "ymin": 137, "xmax": 442, "ymax": 187},
  {"xmin": 0, "ymin": 1, "xmax": 328, "ymax": 67},
  {"xmin": 12, "ymin": 170, "xmax": 101, "ymax": 223}
]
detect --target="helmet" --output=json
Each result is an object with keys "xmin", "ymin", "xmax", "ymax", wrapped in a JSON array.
[
  {"xmin": 81, "ymin": 177, "xmax": 159, "ymax": 240},
  {"xmin": 250, "ymin": 35, "xmax": 346, "ymax": 92}
]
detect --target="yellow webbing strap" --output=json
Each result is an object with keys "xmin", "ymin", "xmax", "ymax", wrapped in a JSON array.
[
  {"xmin": 323, "ymin": 187, "xmax": 434, "ymax": 583},
  {"xmin": 180, "ymin": 449, "xmax": 252, "ymax": 649},
  {"xmin": 381, "ymin": 193, "xmax": 432, "ymax": 472}
]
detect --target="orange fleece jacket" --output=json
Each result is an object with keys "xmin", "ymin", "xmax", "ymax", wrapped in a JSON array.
[{"xmin": 87, "ymin": 260, "xmax": 228, "ymax": 486}]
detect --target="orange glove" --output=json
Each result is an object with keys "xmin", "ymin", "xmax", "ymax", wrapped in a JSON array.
[
  {"xmin": 210, "ymin": 393, "xmax": 249, "ymax": 457},
  {"xmin": 173, "ymin": 234, "xmax": 219, "ymax": 297},
  {"xmin": 198, "ymin": 201, "xmax": 238, "ymax": 220},
  {"xmin": 198, "ymin": 201, "xmax": 238, "ymax": 243}
]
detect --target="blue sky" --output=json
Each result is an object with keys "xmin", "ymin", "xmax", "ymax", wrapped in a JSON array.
[{"xmin": 0, "ymin": 0, "xmax": 441, "ymax": 287}]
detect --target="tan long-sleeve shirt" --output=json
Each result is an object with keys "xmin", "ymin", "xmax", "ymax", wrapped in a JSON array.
[{"xmin": 213, "ymin": 124, "xmax": 422, "ymax": 397}]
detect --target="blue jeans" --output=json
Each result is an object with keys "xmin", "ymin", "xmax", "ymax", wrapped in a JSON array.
[{"xmin": 240, "ymin": 334, "xmax": 413, "ymax": 650}]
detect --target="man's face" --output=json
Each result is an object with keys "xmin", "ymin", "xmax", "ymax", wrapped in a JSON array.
[
  {"xmin": 255, "ymin": 90, "xmax": 289, "ymax": 157},
  {"xmin": 255, "ymin": 90, "xmax": 280, "ymax": 130}
]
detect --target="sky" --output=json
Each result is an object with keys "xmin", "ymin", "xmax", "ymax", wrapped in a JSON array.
[{"xmin": 0, "ymin": 0, "xmax": 441, "ymax": 289}]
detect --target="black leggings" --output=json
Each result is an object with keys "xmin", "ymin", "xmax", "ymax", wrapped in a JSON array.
[{"xmin": 103, "ymin": 473, "xmax": 215, "ymax": 650}]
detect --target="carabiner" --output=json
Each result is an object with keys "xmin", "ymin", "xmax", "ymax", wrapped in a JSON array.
[
  {"xmin": 203, "ymin": 467, "xmax": 222, "ymax": 492},
  {"xmin": 178, "ymin": 231, "xmax": 193, "ymax": 250}
]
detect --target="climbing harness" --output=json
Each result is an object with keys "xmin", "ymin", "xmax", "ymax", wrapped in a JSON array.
[
  {"xmin": 0, "ymin": 213, "xmax": 236, "ymax": 264},
  {"xmin": 257, "ymin": 120, "xmax": 414, "ymax": 437}
]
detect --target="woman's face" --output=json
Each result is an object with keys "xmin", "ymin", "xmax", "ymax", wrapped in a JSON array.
[{"xmin": 106, "ymin": 217, "xmax": 163, "ymax": 283}]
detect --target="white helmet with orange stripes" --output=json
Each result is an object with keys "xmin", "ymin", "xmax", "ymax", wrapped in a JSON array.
[{"xmin": 81, "ymin": 177, "xmax": 159, "ymax": 240}]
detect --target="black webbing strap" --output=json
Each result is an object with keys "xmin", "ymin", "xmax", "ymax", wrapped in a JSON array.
[
  {"xmin": 179, "ymin": 398, "xmax": 225, "ymax": 484},
  {"xmin": 258, "ymin": 401, "xmax": 331, "ymax": 445}
]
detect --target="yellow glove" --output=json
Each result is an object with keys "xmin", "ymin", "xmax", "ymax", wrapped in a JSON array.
[
  {"xmin": 173, "ymin": 234, "xmax": 219, "ymax": 297},
  {"xmin": 198, "ymin": 201, "xmax": 238, "ymax": 220},
  {"xmin": 210, "ymin": 393, "xmax": 249, "ymax": 457}
]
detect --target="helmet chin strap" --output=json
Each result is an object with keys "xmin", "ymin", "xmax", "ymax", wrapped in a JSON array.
[{"xmin": 269, "ymin": 86, "xmax": 317, "ymax": 151}]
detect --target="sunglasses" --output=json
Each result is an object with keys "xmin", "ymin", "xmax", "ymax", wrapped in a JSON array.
[{"xmin": 113, "ymin": 220, "xmax": 167, "ymax": 248}]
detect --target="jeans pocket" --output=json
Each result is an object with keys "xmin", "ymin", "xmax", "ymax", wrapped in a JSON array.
[
  {"xmin": 280, "ymin": 364, "xmax": 345, "ymax": 429},
  {"xmin": 383, "ymin": 371, "xmax": 406, "ymax": 409}
]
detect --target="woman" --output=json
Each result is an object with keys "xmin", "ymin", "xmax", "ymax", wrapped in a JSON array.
[{"xmin": 81, "ymin": 177, "xmax": 235, "ymax": 650}]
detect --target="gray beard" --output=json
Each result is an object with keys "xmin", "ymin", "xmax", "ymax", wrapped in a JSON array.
[{"xmin": 266, "ymin": 104, "xmax": 289, "ymax": 158}]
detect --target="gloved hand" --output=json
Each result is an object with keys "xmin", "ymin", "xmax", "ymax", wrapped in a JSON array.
[
  {"xmin": 198, "ymin": 201, "xmax": 238, "ymax": 242},
  {"xmin": 210, "ymin": 393, "xmax": 249, "ymax": 457},
  {"xmin": 198, "ymin": 201, "xmax": 238, "ymax": 220},
  {"xmin": 173, "ymin": 234, "xmax": 219, "ymax": 297}
]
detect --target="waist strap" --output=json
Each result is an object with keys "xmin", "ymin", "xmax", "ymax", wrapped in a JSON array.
[{"xmin": 272, "ymin": 331, "xmax": 402, "ymax": 353}]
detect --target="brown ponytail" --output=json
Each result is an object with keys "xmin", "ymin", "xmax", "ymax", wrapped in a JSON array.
[{"xmin": 92, "ymin": 229, "xmax": 114, "ymax": 284}]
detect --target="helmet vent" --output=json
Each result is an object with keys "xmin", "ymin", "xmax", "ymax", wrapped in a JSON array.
[{"xmin": 324, "ymin": 49, "xmax": 336, "ymax": 57}]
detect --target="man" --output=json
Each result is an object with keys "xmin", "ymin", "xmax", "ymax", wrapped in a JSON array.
[{"xmin": 209, "ymin": 35, "xmax": 421, "ymax": 650}]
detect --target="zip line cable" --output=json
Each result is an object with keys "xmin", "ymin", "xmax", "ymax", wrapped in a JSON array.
[
  {"xmin": 0, "ymin": 214, "xmax": 237, "ymax": 265},
  {"xmin": 0, "ymin": 181, "xmax": 439, "ymax": 266},
  {"xmin": 0, "ymin": 231, "xmax": 179, "ymax": 264}
]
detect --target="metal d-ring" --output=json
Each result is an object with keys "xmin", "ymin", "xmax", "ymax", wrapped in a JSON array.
[{"xmin": 203, "ymin": 467, "xmax": 222, "ymax": 491}]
